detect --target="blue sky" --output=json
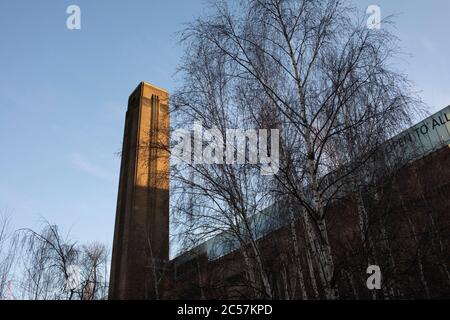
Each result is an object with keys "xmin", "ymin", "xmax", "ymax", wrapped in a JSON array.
[{"xmin": 0, "ymin": 0, "xmax": 449, "ymax": 253}]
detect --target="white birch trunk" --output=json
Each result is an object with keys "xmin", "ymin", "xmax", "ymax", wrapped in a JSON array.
[{"xmin": 288, "ymin": 208, "xmax": 308, "ymax": 299}]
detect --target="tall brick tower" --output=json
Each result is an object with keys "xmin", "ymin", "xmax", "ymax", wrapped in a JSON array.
[{"xmin": 109, "ymin": 82, "xmax": 170, "ymax": 300}]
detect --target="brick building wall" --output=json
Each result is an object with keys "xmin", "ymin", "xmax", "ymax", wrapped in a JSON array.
[{"xmin": 162, "ymin": 145, "xmax": 450, "ymax": 299}]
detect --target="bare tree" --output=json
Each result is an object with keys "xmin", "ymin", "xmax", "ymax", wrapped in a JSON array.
[
  {"xmin": 16, "ymin": 221, "xmax": 109, "ymax": 300},
  {"xmin": 173, "ymin": 0, "xmax": 421, "ymax": 299},
  {"xmin": 170, "ymin": 29, "xmax": 278, "ymax": 297},
  {"xmin": 78, "ymin": 242, "xmax": 109, "ymax": 300},
  {"xmin": 18, "ymin": 222, "xmax": 79, "ymax": 299},
  {"xmin": 0, "ymin": 213, "xmax": 19, "ymax": 300}
]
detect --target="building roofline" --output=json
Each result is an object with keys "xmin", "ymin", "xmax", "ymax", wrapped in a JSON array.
[{"xmin": 141, "ymin": 81, "xmax": 169, "ymax": 94}]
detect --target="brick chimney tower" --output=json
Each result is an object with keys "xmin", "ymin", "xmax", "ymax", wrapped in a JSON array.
[{"xmin": 109, "ymin": 82, "xmax": 170, "ymax": 299}]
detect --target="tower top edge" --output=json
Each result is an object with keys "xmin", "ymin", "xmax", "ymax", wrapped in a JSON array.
[
  {"xmin": 141, "ymin": 81, "xmax": 169, "ymax": 94},
  {"xmin": 129, "ymin": 82, "xmax": 169, "ymax": 101}
]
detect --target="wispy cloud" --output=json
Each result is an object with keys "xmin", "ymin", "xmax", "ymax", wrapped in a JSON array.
[{"xmin": 68, "ymin": 153, "xmax": 115, "ymax": 182}]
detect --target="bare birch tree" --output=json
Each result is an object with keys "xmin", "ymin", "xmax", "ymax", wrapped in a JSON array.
[{"xmin": 173, "ymin": 0, "xmax": 421, "ymax": 299}]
